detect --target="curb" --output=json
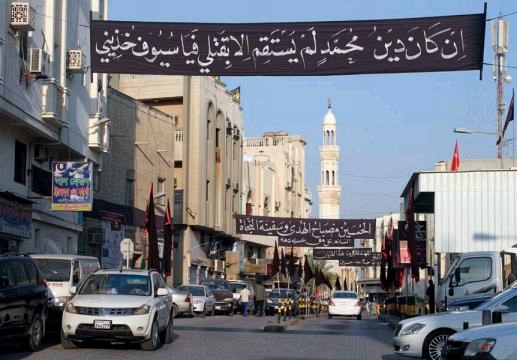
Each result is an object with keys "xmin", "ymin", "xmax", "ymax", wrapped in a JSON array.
[{"xmin": 263, "ymin": 318, "xmax": 299, "ymax": 332}]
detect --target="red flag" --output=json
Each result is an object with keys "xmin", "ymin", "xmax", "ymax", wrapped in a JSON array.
[
  {"xmin": 162, "ymin": 199, "xmax": 173, "ymax": 277},
  {"xmin": 145, "ymin": 183, "xmax": 160, "ymax": 271},
  {"xmin": 497, "ymin": 90, "xmax": 514, "ymax": 145},
  {"xmin": 450, "ymin": 141, "xmax": 460, "ymax": 171}
]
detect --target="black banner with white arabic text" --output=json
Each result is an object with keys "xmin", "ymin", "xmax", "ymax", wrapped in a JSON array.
[
  {"xmin": 90, "ymin": 12, "xmax": 485, "ymax": 76},
  {"xmin": 236, "ymin": 215, "xmax": 375, "ymax": 247}
]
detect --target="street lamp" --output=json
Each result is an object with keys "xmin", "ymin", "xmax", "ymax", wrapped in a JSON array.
[{"xmin": 453, "ymin": 127, "xmax": 498, "ymax": 136}]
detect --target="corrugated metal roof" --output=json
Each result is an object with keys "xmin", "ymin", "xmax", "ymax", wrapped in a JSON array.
[{"xmin": 411, "ymin": 170, "xmax": 517, "ymax": 253}]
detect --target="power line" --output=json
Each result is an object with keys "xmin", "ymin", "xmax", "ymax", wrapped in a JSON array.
[{"xmin": 486, "ymin": 11, "xmax": 517, "ymax": 22}]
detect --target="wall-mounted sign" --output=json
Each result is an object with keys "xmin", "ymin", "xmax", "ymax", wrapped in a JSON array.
[{"xmin": 51, "ymin": 162, "xmax": 93, "ymax": 211}]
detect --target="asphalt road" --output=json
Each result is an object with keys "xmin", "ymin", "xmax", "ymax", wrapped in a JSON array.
[{"xmin": 1, "ymin": 313, "xmax": 409, "ymax": 360}]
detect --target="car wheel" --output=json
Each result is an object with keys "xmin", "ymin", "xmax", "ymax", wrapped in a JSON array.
[
  {"xmin": 328, "ymin": 314, "xmax": 333, "ymax": 319},
  {"xmin": 26, "ymin": 313, "xmax": 44, "ymax": 351},
  {"xmin": 61, "ymin": 329, "xmax": 78, "ymax": 349},
  {"xmin": 141, "ymin": 319, "xmax": 160, "ymax": 351},
  {"xmin": 161, "ymin": 312, "xmax": 174, "ymax": 344},
  {"xmin": 356, "ymin": 313, "xmax": 362, "ymax": 320},
  {"xmin": 423, "ymin": 329, "xmax": 455, "ymax": 360}
]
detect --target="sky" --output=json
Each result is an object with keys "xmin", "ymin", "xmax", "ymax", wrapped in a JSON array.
[{"xmin": 108, "ymin": 0, "xmax": 517, "ymax": 219}]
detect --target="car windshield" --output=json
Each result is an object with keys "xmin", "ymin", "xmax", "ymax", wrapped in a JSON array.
[
  {"xmin": 269, "ymin": 289, "xmax": 296, "ymax": 298},
  {"xmin": 231, "ymin": 283, "xmax": 245, "ymax": 292},
  {"xmin": 205, "ymin": 281, "xmax": 230, "ymax": 291},
  {"xmin": 79, "ymin": 274, "xmax": 150, "ymax": 296},
  {"xmin": 33, "ymin": 259, "xmax": 70, "ymax": 281},
  {"xmin": 180, "ymin": 286, "xmax": 205, "ymax": 296},
  {"xmin": 475, "ymin": 288, "xmax": 517, "ymax": 311},
  {"xmin": 333, "ymin": 292, "xmax": 357, "ymax": 299}
]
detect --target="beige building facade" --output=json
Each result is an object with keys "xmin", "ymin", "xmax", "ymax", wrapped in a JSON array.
[
  {"xmin": 243, "ymin": 131, "xmax": 309, "ymax": 280},
  {"xmin": 113, "ymin": 75, "xmax": 243, "ymax": 285}
]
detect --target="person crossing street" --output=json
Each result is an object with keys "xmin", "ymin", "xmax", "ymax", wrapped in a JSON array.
[{"xmin": 239, "ymin": 284, "xmax": 251, "ymax": 316}]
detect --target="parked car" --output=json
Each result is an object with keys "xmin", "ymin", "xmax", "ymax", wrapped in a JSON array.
[
  {"xmin": 265, "ymin": 288, "xmax": 298, "ymax": 316},
  {"xmin": 168, "ymin": 286, "xmax": 193, "ymax": 318},
  {"xmin": 0, "ymin": 254, "xmax": 48, "ymax": 351},
  {"xmin": 203, "ymin": 279, "xmax": 234, "ymax": 315},
  {"xmin": 229, "ymin": 280, "xmax": 255, "ymax": 314},
  {"xmin": 177, "ymin": 284, "xmax": 215, "ymax": 316},
  {"xmin": 30, "ymin": 254, "xmax": 99, "ymax": 331},
  {"xmin": 61, "ymin": 268, "xmax": 173, "ymax": 351},
  {"xmin": 393, "ymin": 282, "xmax": 517, "ymax": 360},
  {"xmin": 444, "ymin": 321, "xmax": 517, "ymax": 360},
  {"xmin": 328, "ymin": 290, "xmax": 362, "ymax": 320},
  {"xmin": 440, "ymin": 293, "xmax": 494, "ymax": 312}
]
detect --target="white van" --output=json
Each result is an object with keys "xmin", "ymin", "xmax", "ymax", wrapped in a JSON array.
[{"xmin": 30, "ymin": 254, "xmax": 99, "ymax": 329}]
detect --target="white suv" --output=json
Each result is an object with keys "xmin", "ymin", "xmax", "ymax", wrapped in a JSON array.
[{"xmin": 61, "ymin": 269, "xmax": 173, "ymax": 351}]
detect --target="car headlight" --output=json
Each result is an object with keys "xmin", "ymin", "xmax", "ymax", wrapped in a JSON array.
[
  {"xmin": 65, "ymin": 302, "xmax": 77, "ymax": 313},
  {"xmin": 132, "ymin": 304, "xmax": 151, "ymax": 315},
  {"xmin": 463, "ymin": 338, "xmax": 496, "ymax": 357},
  {"xmin": 54, "ymin": 296, "xmax": 72, "ymax": 308},
  {"xmin": 399, "ymin": 323, "xmax": 426, "ymax": 336}
]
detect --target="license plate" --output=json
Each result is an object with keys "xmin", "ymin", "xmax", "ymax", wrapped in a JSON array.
[{"xmin": 94, "ymin": 320, "xmax": 112, "ymax": 329}]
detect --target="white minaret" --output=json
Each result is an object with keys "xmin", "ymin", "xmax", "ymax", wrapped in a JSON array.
[{"xmin": 318, "ymin": 100, "xmax": 341, "ymax": 219}]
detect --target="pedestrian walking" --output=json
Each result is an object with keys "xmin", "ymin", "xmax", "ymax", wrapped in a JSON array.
[
  {"xmin": 239, "ymin": 284, "xmax": 251, "ymax": 316},
  {"xmin": 254, "ymin": 281, "xmax": 266, "ymax": 316},
  {"xmin": 426, "ymin": 279, "xmax": 435, "ymax": 314}
]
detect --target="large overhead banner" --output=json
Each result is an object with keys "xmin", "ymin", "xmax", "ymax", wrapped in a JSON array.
[
  {"xmin": 90, "ymin": 12, "xmax": 485, "ymax": 76},
  {"xmin": 235, "ymin": 214, "xmax": 375, "ymax": 247}
]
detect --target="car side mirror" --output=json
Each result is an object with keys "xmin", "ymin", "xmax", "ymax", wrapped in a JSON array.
[
  {"xmin": 0, "ymin": 276, "xmax": 9, "ymax": 289},
  {"xmin": 494, "ymin": 305, "xmax": 510, "ymax": 314},
  {"xmin": 448, "ymin": 288, "xmax": 454, "ymax": 297},
  {"xmin": 156, "ymin": 288, "xmax": 169, "ymax": 296},
  {"xmin": 69, "ymin": 286, "xmax": 77, "ymax": 295},
  {"xmin": 73, "ymin": 274, "xmax": 79, "ymax": 285}
]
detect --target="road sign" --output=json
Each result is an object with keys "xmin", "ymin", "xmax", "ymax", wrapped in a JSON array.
[{"xmin": 120, "ymin": 238, "xmax": 134, "ymax": 260}]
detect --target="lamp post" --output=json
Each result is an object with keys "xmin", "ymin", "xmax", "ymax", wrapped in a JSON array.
[
  {"xmin": 453, "ymin": 128, "xmax": 503, "ymax": 168},
  {"xmin": 453, "ymin": 128, "xmax": 499, "ymax": 136}
]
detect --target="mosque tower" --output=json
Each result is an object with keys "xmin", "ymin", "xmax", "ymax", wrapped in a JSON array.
[{"xmin": 318, "ymin": 100, "xmax": 341, "ymax": 219}]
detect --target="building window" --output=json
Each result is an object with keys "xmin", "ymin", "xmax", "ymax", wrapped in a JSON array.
[
  {"xmin": 14, "ymin": 140, "xmax": 27, "ymax": 184},
  {"xmin": 157, "ymin": 177, "xmax": 166, "ymax": 206},
  {"xmin": 126, "ymin": 178, "xmax": 135, "ymax": 206}
]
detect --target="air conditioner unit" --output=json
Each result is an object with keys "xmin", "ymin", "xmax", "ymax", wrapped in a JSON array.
[
  {"xmin": 286, "ymin": 181, "xmax": 292, "ymax": 189},
  {"xmin": 214, "ymin": 260, "xmax": 225, "ymax": 272},
  {"xmin": 28, "ymin": 48, "xmax": 44, "ymax": 74},
  {"xmin": 66, "ymin": 50, "xmax": 83, "ymax": 71},
  {"xmin": 10, "ymin": 2, "xmax": 35, "ymax": 31},
  {"xmin": 233, "ymin": 129, "xmax": 240, "ymax": 140},
  {"xmin": 33, "ymin": 145, "xmax": 48, "ymax": 162},
  {"xmin": 226, "ymin": 178, "xmax": 231, "ymax": 188},
  {"xmin": 233, "ymin": 182, "xmax": 239, "ymax": 192}
]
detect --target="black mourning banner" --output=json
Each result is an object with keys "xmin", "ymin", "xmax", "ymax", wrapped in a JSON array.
[
  {"xmin": 235, "ymin": 215, "xmax": 375, "ymax": 247},
  {"xmin": 90, "ymin": 13, "xmax": 485, "ymax": 76},
  {"xmin": 316, "ymin": 248, "xmax": 373, "ymax": 266}
]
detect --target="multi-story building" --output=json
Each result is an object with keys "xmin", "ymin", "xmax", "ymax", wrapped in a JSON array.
[
  {"xmin": 113, "ymin": 75, "xmax": 243, "ymax": 285},
  {"xmin": 0, "ymin": 1, "xmax": 108, "ymax": 254},
  {"xmin": 243, "ymin": 131, "xmax": 308, "ymax": 281},
  {"xmin": 83, "ymin": 88, "xmax": 176, "ymax": 271}
]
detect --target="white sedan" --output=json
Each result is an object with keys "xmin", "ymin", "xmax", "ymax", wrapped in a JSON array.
[
  {"xmin": 177, "ymin": 284, "xmax": 215, "ymax": 316},
  {"xmin": 393, "ymin": 282, "xmax": 517, "ymax": 360},
  {"xmin": 327, "ymin": 291, "xmax": 362, "ymax": 320},
  {"xmin": 168, "ymin": 286, "xmax": 193, "ymax": 318}
]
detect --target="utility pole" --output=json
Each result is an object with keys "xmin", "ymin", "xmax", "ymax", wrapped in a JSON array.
[{"xmin": 491, "ymin": 17, "xmax": 511, "ymax": 160}]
